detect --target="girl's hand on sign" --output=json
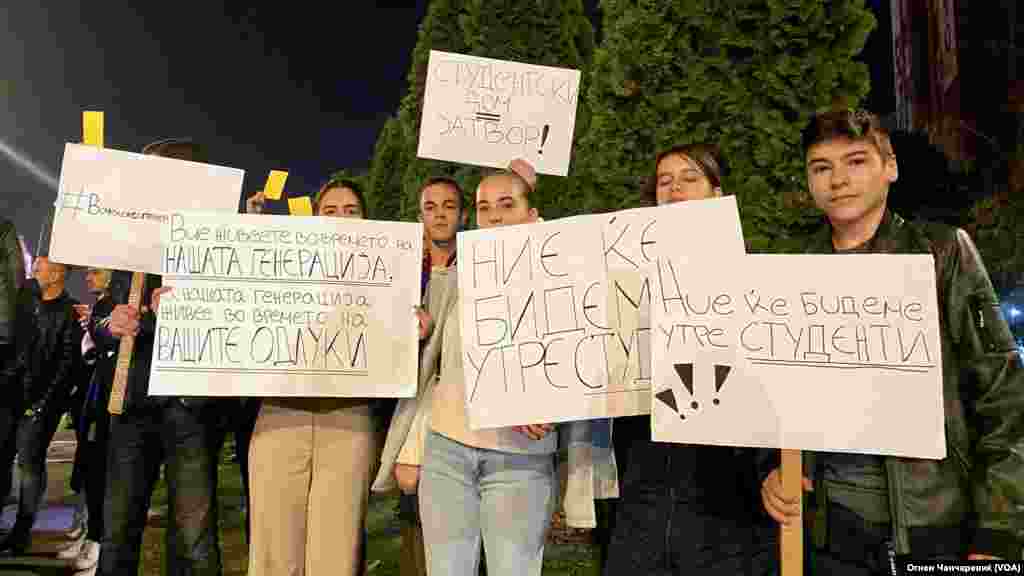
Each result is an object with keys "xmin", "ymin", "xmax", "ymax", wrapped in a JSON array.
[
  {"xmin": 508, "ymin": 158, "xmax": 537, "ymax": 190},
  {"xmin": 415, "ymin": 307, "xmax": 432, "ymax": 340},
  {"xmin": 761, "ymin": 467, "xmax": 813, "ymax": 526},
  {"xmin": 246, "ymin": 191, "xmax": 266, "ymax": 214},
  {"xmin": 394, "ymin": 464, "xmax": 420, "ymax": 494},
  {"xmin": 151, "ymin": 287, "xmax": 173, "ymax": 314},
  {"xmin": 514, "ymin": 424, "xmax": 553, "ymax": 441}
]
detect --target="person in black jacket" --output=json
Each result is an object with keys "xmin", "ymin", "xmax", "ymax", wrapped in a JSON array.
[
  {"xmin": 0, "ymin": 255, "xmax": 80, "ymax": 554},
  {"xmin": 65, "ymin": 267, "xmax": 115, "ymax": 570},
  {"xmin": 604, "ymin": 144, "xmax": 776, "ymax": 576},
  {"xmin": 97, "ymin": 139, "xmax": 221, "ymax": 576},
  {"xmin": 0, "ymin": 219, "xmax": 24, "ymax": 511}
]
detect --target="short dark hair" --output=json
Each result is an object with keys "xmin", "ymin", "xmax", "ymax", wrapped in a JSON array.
[
  {"xmin": 477, "ymin": 168, "xmax": 533, "ymax": 208},
  {"xmin": 801, "ymin": 109, "xmax": 893, "ymax": 158},
  {"xmin": 643, "ymin": 143, "xmax": 726, "ymax": 204},
  {"xmin": 419, "ymin": 177, "xmax": 465, "ymax": 214},
  {"xmin": 314, "ymin": 178, "xmax": 367, "ymax": 217},
  {"xmin": 141, "ymin": 138, "xmax": 208, "ymax": 163}
]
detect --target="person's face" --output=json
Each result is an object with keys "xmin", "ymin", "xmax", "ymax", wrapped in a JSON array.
[
  {"xmin": 655, "ymin": 153, "xmax": 720, "ymax": 205},
  {"xmin": 420, "ymin": 182, "xmax": 463, "ymax": 243},
  {"xmin": 85, "ymin": 269, "xmax": 110, "ymax": 295},
  {"xmin": 317, "ymin": 186, "xmax": 364, "ymax": 219},
  {"xmin": 805, "ymin": 136, "xmax": 897, "ymax": 227},
  {"xmin": 32, "ymin": 257, "xmax": 63, "ymax": 288},
  {"xmin": 475, "ymin": 175, "xmax": 537, "ymax": 229}
]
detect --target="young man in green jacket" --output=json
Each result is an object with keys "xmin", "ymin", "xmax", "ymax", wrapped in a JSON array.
[{"xmin": 761, "ymin": 109, "xmax": 1023, "ymax": 572}]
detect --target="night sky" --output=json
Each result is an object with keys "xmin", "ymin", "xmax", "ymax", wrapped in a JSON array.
[
  {"xmin": 1, "ymin": 2, "xmax": 431, "ymax": 256},
  {"xmin": 1, "ymin": 1, "xmax": 890, "ymax": 261}
]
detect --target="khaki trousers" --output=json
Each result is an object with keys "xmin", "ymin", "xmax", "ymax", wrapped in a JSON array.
[{"xmin": 247, "ymin": 399, "xmax": 377, "ymax": 576}]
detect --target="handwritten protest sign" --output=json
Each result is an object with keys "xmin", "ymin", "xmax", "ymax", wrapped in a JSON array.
[
  {"xmin": 148, "ymin": 211, "xmax": 423, "ymax": 397},
  {"xmin": 650, "ymin": 253, "xmax": 945, "ymax": 459},
  {"xmin": 458, "ymin": 200, "xmax": 746, "ymax": 428},
  {"xmin": 49, "ymin": 144, "xmax": 243, "ymax": 273},
  {"xmin": 458, "ymin": 215, "xmax": 608, "ymax": 428},
  {"xmin": 417, "ymin": 50, "xmax": 581, "ymax": 176},
  {"xmin": 597, "ymin": 198, "xmax": 746, "ymax": 417}
]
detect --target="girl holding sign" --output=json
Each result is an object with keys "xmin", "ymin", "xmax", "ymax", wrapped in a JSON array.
[
  {"xmin": 246, "ymin": 179, "xmax": 380, "ymax": 576},
  {"xmin": 415, "ymin": 167, "xmax": 560, "ymax": 576},
  {"xmin": 604, "ymin": 144, "xmax": 777, "ymax": 575}
]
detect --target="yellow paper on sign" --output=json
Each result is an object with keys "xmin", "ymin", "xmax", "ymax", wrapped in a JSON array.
[
  {"xmin": 288, "ymin": 196, "xmax": 313, "ymax": 216},
  {"xmin": 263, "ymin": 170, "xmax": 288, "ymax": 200},
  {"xmin": 83, "ymin": 111, "xmax": 104, "ymax": 148}
]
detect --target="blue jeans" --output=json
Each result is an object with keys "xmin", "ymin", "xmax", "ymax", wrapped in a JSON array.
[
  {"xmin": 99, "ymin": 401, "xmax": 221, "ymax": 576},
  {"xmin": 13, "ymin": 408, "xmax": 62, "ymax": 528},
  {"xmin": 419, "ymin": 431, "xmax": 555, "ymax": 576}
]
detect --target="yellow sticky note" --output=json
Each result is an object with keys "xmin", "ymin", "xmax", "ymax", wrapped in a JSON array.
[
  {"xmin": 263, "ymin": 170, "xmax": 288, "ymax": 200},
  {"xmin": 288, "ymin": 196, "xmax": 313, "ymax": 216},
  {"xmin": 83, "ymin": 111, "xmax": 104, "ymax": 148}
]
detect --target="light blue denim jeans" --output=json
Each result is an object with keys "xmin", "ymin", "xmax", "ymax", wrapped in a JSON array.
[{"xmin": 419, "ymin": 430, "xmax": 555, "ymax": 576}]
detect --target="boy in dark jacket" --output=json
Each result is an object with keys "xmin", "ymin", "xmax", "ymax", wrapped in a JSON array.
[{"xmin": 761, "ymin": 109, "xmax": 1024, "ymax": 571}]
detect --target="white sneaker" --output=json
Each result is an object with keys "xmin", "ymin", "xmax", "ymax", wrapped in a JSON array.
[
  {"xmin": 56, "ymin": 537, "xmax": 84, "ymax": 560},
  {"xmin": 74, "ymin": 540, "xmax": 100, "ymax": 570}
]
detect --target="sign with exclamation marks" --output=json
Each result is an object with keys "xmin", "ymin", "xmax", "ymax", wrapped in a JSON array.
[
  {"xmin": 713, "ymin": 364, "xmax": 731, "ymax": 405},
  {"xmin": 416, "ymin": 50, "xmax": 581, "ymax": 177},
  {"xmin": 655, "ymin": 361, "xmax": 733, "ymax": 421}
]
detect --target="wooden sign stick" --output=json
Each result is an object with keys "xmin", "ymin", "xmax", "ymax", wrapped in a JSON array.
[
  {"xmin": 781, "ymin": 449, "xmax": 804, "ymax": 576},
  {"xmin": 107, "ymin": 271, "xmax": 145, "ymax": 415},
  {"xmin": 80, "ymin": 110, "xmax": 143, "ymax": 415}
]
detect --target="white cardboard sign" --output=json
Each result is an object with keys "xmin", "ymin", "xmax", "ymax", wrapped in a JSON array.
[
  {"xmin": 458, "ymin": 198, "xmax": 747, "ymax": 428},
  {"xmin": 148, "ymin": 211, "xmax": 423, "ymax": 398},
  {"xmin": 417, "ymin": 50, "xmax": 582, "ymax": 176},
  {"xmin": 650, "ymin": 253, "xmax": 946, "ymax": 459},
  {"xmin": 49, "ymin": 143, "xmax": 244, "ymax": 273},
  {"xmin": 596, "ymin": 197, "xmax": 746, "ymax": 417}
]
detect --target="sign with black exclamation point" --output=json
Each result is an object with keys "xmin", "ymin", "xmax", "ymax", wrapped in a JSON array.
[
  {"xmin": 538, "ymin": 124, "xmax": 549, "ymax": 155},
  {"xmin": 658, "ymin": 362, "xmax": 735, "ymax": 420},
  {"xmin": 713, "ymin": 364, "xmax": 731, "ymax": 406}
]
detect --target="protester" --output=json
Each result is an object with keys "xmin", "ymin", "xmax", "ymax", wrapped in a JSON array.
[
  {"xmin": 99, "ymin": 138, "xmax": 222, "ymax": 576},
  {"xmin": 0, "ymin": 218, "xmax": 24, "ymax": 512},
  {"xmin": 372, "ymin": 175, "xmax": 465, "ymax": 576},
  {"xmin": 375, "ymin": 161, "xmax": 615, "ymax": 576},
  {"xmin": 604, "ymin": 144, "xmax": 776, "ymax": 575},
  {"xmin": 65, "ymin": 267, "xmax": 114, "ymax": 572},
  {"xmin": 246, "ymin": 178, "xmax": 380, "ymax": 576},
  {"xmin": 761, "ymin": 109, "xmax": 1024, "ymax": 571},
  {"xmin": 211, "ymin": 184, "xmax": 280, "ymax": 545},
  {"xmin": 1, "ymin": 256, "xmax": 80, "ymax": 555},
  {"xmin": 66, "ymin": 272, "xmax": 98, "ymax": 514}
]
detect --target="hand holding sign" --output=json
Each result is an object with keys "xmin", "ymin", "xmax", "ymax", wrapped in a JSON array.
[
  {"xmin": 508, "ymin": 158, "xmax": 537, "ymax": 189},
  {"xmin": 514, "ymin": 424, "xmax": 554, "ymax": 440},
  {"xmin": 151, "ymin": 287, "xmax": 173, "ymax": 314},
  {"xmin": 761, "ymin": 466, "xmax": 813, "ymax": 526},
  {"xmin": 246, "ymin": 191, "xmax": 266, "ymax": 214},
  {"xmin": 109, "ymin": 305, "xmax": 141, "ymax": 338}
]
